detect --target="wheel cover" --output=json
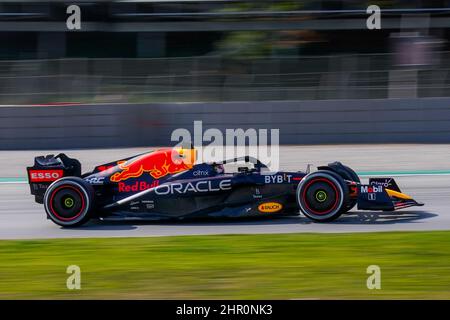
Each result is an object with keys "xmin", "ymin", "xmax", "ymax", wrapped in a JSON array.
[
  {"xmin": 315, "ymin": 190, "xmax": 328, "ymax": 202},
  {"xmin": 64, "ymin": 197, "xmax": 75, "ymax": 208},
  {"xmin": 49, "ymin": 185, "xmax": 86, "ymax": 221},
  {"xmin": 302, "ymin": 178, "xmax": 340, "ymax": 215}
]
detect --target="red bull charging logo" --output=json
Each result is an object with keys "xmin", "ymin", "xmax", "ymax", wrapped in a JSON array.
[{"xmin": 110, "ymin": 148, "xmax": 195, "ymax": 182}]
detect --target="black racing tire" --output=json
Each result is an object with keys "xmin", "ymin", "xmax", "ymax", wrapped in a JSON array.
[
  {"xmin": 341, "ymin": 165, "xmax": 360, "ymax": 183},
  {"xmin": 345, "ymin": 199, "xmax": 358, "ymax": 213},
  {"xmin": 296, "ymin": 171, "xmax": 349, "ymax": 222},
  {"xmin": 44, "ymin": 177, "xmax": 94, "ymax": 227},
  {"xmin": 339, "ymin": 165, "xmax": 359, "ymax": 212},
  {"xmin": 327, "ymin": 162, "xmax": 360, "ymax": 213}
]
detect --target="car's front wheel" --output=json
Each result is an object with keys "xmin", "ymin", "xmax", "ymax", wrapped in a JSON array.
[
  {"xmin": 296, "ymin": 171, "xmax": 349, "ymax": 222},
  {"xmin": 44, "ymin": 177, "xmax": 94, "ymax": 227}
]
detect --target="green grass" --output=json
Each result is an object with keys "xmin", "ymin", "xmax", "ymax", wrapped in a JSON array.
[{"xmin": 1, "ymin": 231, "xmax": 450, "ymax": 299}]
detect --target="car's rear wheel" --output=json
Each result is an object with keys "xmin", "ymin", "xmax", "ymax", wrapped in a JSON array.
[
  {"xmin": 296, "ymin": 171, "xmax": 349, "ymax": 222},
  {"xmin": 44, "ymin": 177, "xmax": 94, "ymax": 227}
]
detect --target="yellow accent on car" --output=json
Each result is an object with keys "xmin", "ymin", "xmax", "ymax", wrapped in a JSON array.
[
  {"xmin": 258, "ymin": 202, "xmax": 283, "ymax": 213},
  {"xmin": 385, "ymin": 188, "xmax": 413, "ymax": 200}
]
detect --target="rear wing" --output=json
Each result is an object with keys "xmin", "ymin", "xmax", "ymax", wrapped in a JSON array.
[{"xmin": 27, "ymin": 154, "xmax": 81, "ymax": 203}]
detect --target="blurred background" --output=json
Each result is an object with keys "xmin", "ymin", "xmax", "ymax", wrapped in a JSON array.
[
  {"xmin": 2, "ymin": 2, "xmax": 450, "ymax": 302},
  {"xmin": 2, "ymin": 1, "xmax": 450, "ymax": 149},
  {"xmin": 1, "ymin": 0, "xmax": 450, "ymax": 104}
]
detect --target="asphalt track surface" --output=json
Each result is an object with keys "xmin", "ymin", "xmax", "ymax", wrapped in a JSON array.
[{"xmin": 1, "ymin": 145, "xmax": 450, "ymax": 239}]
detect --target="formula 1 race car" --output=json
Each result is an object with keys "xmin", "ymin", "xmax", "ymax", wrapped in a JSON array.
[{"xmin": 27, "ymin": 147, "xmax": 424, "ymax": 227}]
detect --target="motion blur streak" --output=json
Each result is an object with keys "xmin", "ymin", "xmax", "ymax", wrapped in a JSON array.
[{"xmin": 0, "ymin": 1, "xmax": 449, "ymax": 104}]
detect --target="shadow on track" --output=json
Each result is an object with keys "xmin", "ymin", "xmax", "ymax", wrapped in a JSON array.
[
  {"xmin": 69, "ymin": 210, "xmax": 438, "ymax": 231},
  {"xmin": 335, "ymin": 210, "xmax": 437, "ymax": 225}
]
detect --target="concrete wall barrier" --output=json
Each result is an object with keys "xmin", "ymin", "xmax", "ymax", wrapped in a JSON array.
[{"xmin": 1, "ymin": 98, "xmax": 450, "ymax": 150}]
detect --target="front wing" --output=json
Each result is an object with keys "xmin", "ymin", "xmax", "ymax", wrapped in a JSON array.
[{"xmin": 356, "ymin": 178, "xmax": 424, "ymax": 211}]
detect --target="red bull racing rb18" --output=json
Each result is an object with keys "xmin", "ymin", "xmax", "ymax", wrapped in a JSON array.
[{"xmin": 27, "ymin": 147, "xmax": 424, "ymax": 227}]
